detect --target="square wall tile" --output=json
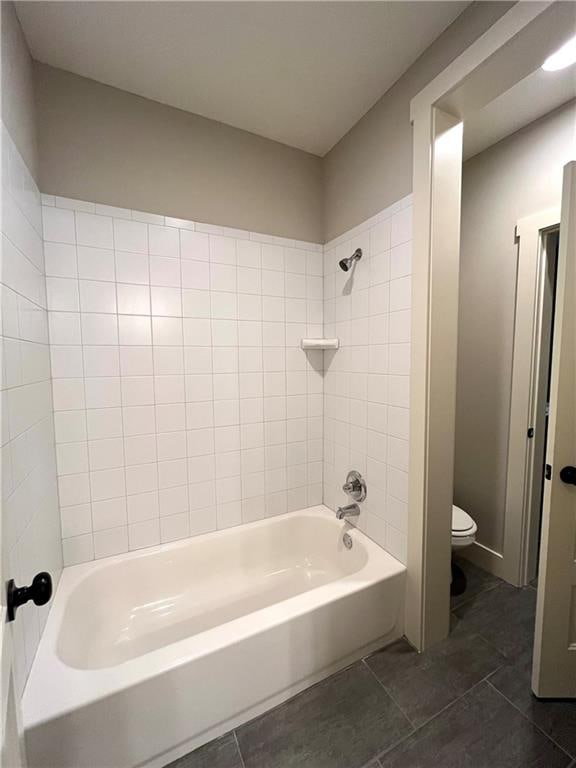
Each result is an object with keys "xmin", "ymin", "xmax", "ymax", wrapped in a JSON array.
[
  {"xmin": 42, "ymin": 196, "xmax": 332, "ymax": 568},
  {"xmin": 76, "ymin": 212, "xmax": 114, "ymax": 249},
  {"xmin": 323, "ymin": 200, "xmax": 412, "ymax": 564},
  {"xmin": 43, "ymin": 206, "xmax": 75, "ymax": 244},
  {"xmin": 113, "ymin": 219, "xmax": 148, "ymax": 254}
]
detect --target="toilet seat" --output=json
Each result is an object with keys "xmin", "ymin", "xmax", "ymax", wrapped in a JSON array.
[{"xmin": 451, "ymin": 505, "xmax": 477, "ymax": 548}]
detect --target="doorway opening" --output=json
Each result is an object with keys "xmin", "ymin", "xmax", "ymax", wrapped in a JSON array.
[
  {"xmin": 530, "ymin": 227, "xmax": 559, "ymax": 583},
  {"xmin": 408, "ymin": 0, "xmax": 576, "ymax": 697},
  {"xmin": 451, "ymin": 103, "xmax": 573, "ymax": 595}
]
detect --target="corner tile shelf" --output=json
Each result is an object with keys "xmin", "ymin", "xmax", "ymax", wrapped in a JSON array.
[{"xmin": 300, "ymin": 338, "xmax": 339, "ymax": 351}]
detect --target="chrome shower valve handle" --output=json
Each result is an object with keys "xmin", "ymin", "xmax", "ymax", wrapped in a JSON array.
[{"xmin": 342, "ymin": 470, "xmax": 367, "ymax": 502}]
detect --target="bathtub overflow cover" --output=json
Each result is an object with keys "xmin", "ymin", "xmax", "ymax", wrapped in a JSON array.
[{"xmin": 343, "ymin": 532, "xmax": 353, "ymax": 550}]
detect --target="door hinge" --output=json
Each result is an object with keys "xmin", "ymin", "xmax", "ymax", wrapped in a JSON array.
[
  {"xmin": 545, "ymin": 464, "xmax": 552, "ymax": 480},
  {"xmin": 527, "ymin": 427, "xmax": 535, "ymax": 438}
]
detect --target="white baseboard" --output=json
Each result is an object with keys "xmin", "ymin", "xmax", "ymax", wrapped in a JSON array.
[{"xmin": 457, "ymin": 540, "xmax": 511, "ymax": 582}]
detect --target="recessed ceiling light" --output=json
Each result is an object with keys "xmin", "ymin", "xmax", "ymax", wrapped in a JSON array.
[{"xmin": 542, "ymin": 35, "xmax": 576, "ymax": 72}]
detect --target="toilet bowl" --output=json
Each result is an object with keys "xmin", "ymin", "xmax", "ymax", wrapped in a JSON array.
[{"xmin": 451, "ymin": 504, "xmax": 477, "ymax": 549}]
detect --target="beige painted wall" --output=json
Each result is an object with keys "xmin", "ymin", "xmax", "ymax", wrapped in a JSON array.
[
  {"xmin": 34, "ymin": 64, "xmax": 323, "ymax": 242},
  {"xmin": 323, "ymin": 1, "xmax": 513, "ymax": 241},
  {"xmin": 1, "ymin": 1, "xmax": 38, "ymax": 176},
  {"xmin": 455, "ymin": 100, "xmax": 576, "ymax": 555},
  {"xmin": 33, "ymin": 3, "xmax": 511, "ymax": 244}
]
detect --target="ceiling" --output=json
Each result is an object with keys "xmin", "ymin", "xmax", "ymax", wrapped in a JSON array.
[
  {"xmin": 15, "ymin": 1, "xmax": 469, "ymax": 156},
  {"xmin": 463, "ymin": 63, "xmax": 576, "ymax": 160}
]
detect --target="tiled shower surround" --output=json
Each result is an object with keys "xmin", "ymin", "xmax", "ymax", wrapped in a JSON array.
[
  {"xmin": 42, "ymin": 196, "xmax": 325, "ymax": 565},
  {"xmin": 1, "ymin": 125, "xmax": 63, "ymax": 695},
  {"xmin": 323, "ymin": 197, "xmax": 412, "ymax": 564},
  {"xmin": 42, "ymin": 193, "xmax": 411, "ymax": 567}
]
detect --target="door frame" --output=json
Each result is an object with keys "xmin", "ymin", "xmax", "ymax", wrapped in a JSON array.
[
  {"xmin": 502, "ymin": 210, "xmax": 560, "ymax": 587},
  {"xmin": 405, "ymin": 0, "xmax": 576, "ymax": 650}
]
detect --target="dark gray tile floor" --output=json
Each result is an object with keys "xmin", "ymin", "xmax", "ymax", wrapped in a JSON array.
[
  {"xmin": 167, "ymin": 732, "xmax": 243, "ymax": 768},
  {"xmin": 236, "ymin": 663, "xmax": 412, "ymax": 768},
  {"xmin": 379, "ymin": 681, "xmax": 569, "ymax": 768},
  {"xmin": 449, "ymin": 556, "xmax": 502, "ymax": 611},
  {"xmin": 165, "ymin": 557, "xmax": 575, "ymax": 768}
]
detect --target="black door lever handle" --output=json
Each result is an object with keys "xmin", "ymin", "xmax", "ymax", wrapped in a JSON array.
[
  {"xmin": 6, "ymin": 572, "xmax": 52, "ymax": 622},
  {"xmin": 559, "ymin": 466, "xmax": 576, "ymax": 486}
]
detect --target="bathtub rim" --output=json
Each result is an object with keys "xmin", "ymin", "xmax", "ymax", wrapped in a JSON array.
[{"xmin": 23, "ymin": 504, "xmax": 405, "ymax": 729}]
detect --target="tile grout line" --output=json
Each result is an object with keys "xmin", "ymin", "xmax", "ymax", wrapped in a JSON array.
[
  {"xmin": 111, "ymin": 210, "xmax": 129, "ymax": 558},
  {"xmin": 485, "ymin": 679, "xmax": 575, "ymax": 762},
  {"xmin": 46, "ymin": 203, "xmax": 327, "ymax": 561},
  {"xmin": 233, "ymin": 730, "xmax": 247, "ymax": 768},
  {"xmin": 453, "ymin": 583, "xmax": 573, "ymax": 759},
  {"xmin": 73, "ymin": 208, "xmax": 96, "ymax": 560},
  {"xmin": 358, "ymin": 759, "xmax": 382, "ymax": 768},
  {"xmin": 371, "ymin": 664, "xmax": 573, "ymax": 767},
  {"xmin": 364, "ymin": 628, "xmax": 511, "ymax": 741},
  {"xmin": 450, "ymin": 579, "xmax": 504, "ymax": 612},
  {"xmin": 374, "ymin": 673, "xmax": 503, "ymax": 763},
  {"xmin": 361, "ymin": 658, "xmax": 416, "ymax": 731},
  {"xmin": 450, "ymin": 588, "xmax": 531, "ymax": 664}
]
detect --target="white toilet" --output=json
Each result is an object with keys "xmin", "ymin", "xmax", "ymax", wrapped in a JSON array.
[{"xmin": 451, "ymin": 504, "xmax": 477, "ymax": 549}]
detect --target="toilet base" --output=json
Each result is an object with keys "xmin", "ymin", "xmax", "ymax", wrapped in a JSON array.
[{"xmin": 450, "ymin": 561, "xmax": 467, "ymax": 596}]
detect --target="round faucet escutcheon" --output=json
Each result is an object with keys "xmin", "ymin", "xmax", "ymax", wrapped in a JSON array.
[{"xmin": 342, "ymin": 470, "xmax": 367, "ymax": 502}]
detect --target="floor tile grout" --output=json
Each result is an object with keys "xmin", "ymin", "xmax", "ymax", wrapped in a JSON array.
[
  {"xmin": 372, "ymin": 661, "xmax": 518, "ymax": 766},
  {"xmin": 228, "ymin": 655, "xmax": 361, "ymax": 743},
  {"xmin": 450, "ymin": 579, "xmax": 505, "ymax": 612},
  {"xmin": 373, "ymin": 679, "xmax": 487, "ymax": 762},
  {"xmin": 358, "ymin": 759, "xmax": 381, "ymax": 768},
  {"xmin": 224, "ymin": 656, "xmax": 416, "ymax": 768},
  {"xmin": 470, "ymin": 626, "xmax": 516, "ymax": 663},
  {"xmin": 233, "ymin": 730, "xmax": 247, "ymax": 768},
  {"xmin": 361, "ymin": 658, "xmax": 417, "ymax": 731},
  {"xmin": 485, "ymin": 679, "xmax": 575, "ymax": 762},
  {"xmin": 360, "ymin": 629, "xmax": 512, "ymax": 765},
  {"xmin": 453, "ymin": 589, "xmax": 535, "ymax": 664}
]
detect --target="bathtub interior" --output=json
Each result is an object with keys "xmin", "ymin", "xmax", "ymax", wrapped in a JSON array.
[{"xmin": 57, "ymin": 513, "xmax": 370, "ymax": 670}]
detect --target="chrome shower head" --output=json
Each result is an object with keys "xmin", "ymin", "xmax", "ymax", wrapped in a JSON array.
[{"xmin": 339, "ymin": 248, "xmax": 362, "ymax": 272}]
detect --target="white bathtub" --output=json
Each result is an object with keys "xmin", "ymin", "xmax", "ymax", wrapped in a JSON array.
[{"xmin": 23, "ymin": 505, "xmax": 406, "ymax": 768}]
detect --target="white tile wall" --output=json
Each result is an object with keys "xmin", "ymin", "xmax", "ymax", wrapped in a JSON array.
[
  {"xmin": 323, "ymin": 196, "xmax": 412, "ymax": 564},
  {"xmin": 1, "ymin": 124, "xmax": 63, "ymax": 696},
  {"xmin": 42, "ymin": 195, "xmax": 324, "ymax": 565}
]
